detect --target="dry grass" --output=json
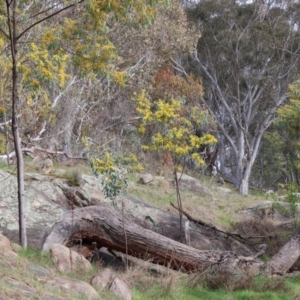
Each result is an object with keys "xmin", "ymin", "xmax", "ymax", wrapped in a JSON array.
[
  {"xmin": 128, "ymin": 170, "xmax": 269, "ymax": 230},
  {"xmin": 233, "ymin": 219, "xmax": 291, "ymax": 257},
  {"xmin": 189, "ymin": 268, "xmax": 288, "ymax": 293}
]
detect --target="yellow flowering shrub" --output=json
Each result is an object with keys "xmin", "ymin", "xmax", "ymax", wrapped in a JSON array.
[{"xmin": 133, "ymin": 89, "xmax": 217, "ymax": 169}]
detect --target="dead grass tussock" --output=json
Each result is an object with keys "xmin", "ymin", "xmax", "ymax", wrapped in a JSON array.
[
  {"xmin": 190, "ymin": 269, "xmax": 288, "ymax": 293},
  {"xmin": 113, "ymin": 255, "xmax": 185, "ymax": 297},
  {"xmin": 233, "ymin": 219, "xmax": 291, "ymax": 257}
]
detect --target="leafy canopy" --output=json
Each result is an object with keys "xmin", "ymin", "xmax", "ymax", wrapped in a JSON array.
[{"xmin": 276, "ymin": 80, "xmax": 300, "ymax": 170}]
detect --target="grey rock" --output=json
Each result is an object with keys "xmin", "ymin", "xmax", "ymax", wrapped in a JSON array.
[
  {"xmin": 215, "ymin": 186, "xmax": 232, "ymax": 195},
  {"xmin": 50, "ymin": 243, "xmax": 92, "ymax": 273},
  {"xmin": 46, "ymin": 276, "xmax": 99, "ymax": 300},
  {"xmin": 26, "ymin": 263, "xmax": 53, "ymax": 278},
  {"xmin": 0, "ymin": 170, "xmax": 67, "ymax": 248},
  {"xmin": 238, "ymin": 201, "xmax": 300, "ymax": 226},
  {"xmin": 91, "ymin": 268, "xmax": 113, "ymax": 290},
  {"xmin": 139, "ymin": 174, "xmax": 154, "ymax": 184},
  {"xmin": 2, "ymin": 276, "xmax": 37, "ymax": 298},
  {"xmin": 175, "ymin": 173, "xmax": 214, "ymax": 197},
  {"xmin": 0, "ymin": 170, "xmax": 109, "ymax": 248},
  {"xmin": 110, "ymin": 277, "xmax": 132, "ymax": 300}
]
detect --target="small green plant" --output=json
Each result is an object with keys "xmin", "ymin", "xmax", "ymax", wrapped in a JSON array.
[
  {"xmin": 269, "ymin": 183, "xmax": 299, "ymax": 229},
  {"xmin": 18, "ymin": 247, "xmax": 53, "ymax": 268},
  {"xmin": 90, "ymin": 152, "xmax": 128, "ymax": 200}
]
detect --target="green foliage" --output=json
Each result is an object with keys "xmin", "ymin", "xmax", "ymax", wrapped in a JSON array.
[
  {"xmin": 186, "ymin": 0, "xmax": 300, "ymax": 193},
  {"xmin": 272, "ymin": 183, "xmax": 300, "ymax": 229},
  {"xmin": 277, "ymin": 80, "xmax": 300, "ymax": 141},
  {"xmin": 251, "ymin": 131, "xmax": 285, "ymax": 188},
  {"xmin": 0, "ymin": 0, "xmax": 168, "ymax": 147},
  {"xmin": 275, "ymin": 80, "xmax": 300, "ymax": 181},
  {"xmin": 133, "ymin": 89, "xmax": 217, "ymax": 169},
  {"xmin": 90, "ymin": 152, "xmax": 128, "ymax": 200}
]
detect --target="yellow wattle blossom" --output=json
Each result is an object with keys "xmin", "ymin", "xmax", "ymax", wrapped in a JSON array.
[
  {"xmin": 113, "ymin": 70, "xmax": 127, "ymax": 87},
  {"xmin": 155, "ymin": 99, "xmax": 180, "ymax": 123},
  {"xmin": 90, "ymin": 152, "xmax": 115, "ymax": 174},
  {"xmin": 191, "ymin": 153, "xmax": 205, "ymax": 166},
  {"xmin": 133, "ymin": 88, "xmax": 217, "ymax": 170}
]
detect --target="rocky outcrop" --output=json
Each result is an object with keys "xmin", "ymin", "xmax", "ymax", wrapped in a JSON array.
[
  {"xmin": 238, "ymin": 200, "xmax": 300, "ymax": 227},
  {"xmin": 0, "ymin": 170, "xmax": 109, "ymax": 248},
  {"xmin": 0, "ymin": 170, "xmax": 67, "ymax": 248},
  {"xmin": 0, "ymin": 169, "xmax": 250, "ymax": 254}
]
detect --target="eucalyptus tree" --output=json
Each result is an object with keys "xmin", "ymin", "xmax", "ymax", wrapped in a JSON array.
[
  {"xmin": 0, "ymin": 0, "xmax": 164, "ymax": 248},
  {"xmin": 189, "ymin": 0, "xmax": 300, "ymax": 195}
]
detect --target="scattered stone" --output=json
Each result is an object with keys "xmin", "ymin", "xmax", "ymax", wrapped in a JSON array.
[
  {"xmin": 175, "ymin": 173, "xmax": 214, "ymax": 197},
  {"xmin": 30, "ymin": 155, "xmax": 44, "ymax": 168},
  {"xmin": 215, "ymin": 186, "xmax": 232, "ymax": 195},
  {"xmin": 110, "ymin": 277, "xmax": 132, "ymax": 300},
  {"xmin": 50, "ymin": 244, "xmax": 92, "ymax": 273},
  {"xmin": 91, "ymin": 268, "xmax": 113, "ymax": 290},
  {"xmin": 46, "ymin": 276, "xmax": 99, "ymax": 300},
  {"xmin": 139, "ymin": 174, "xmax": 154, "ymax": 184},
  {"xmin": 150, "ymin": 176, "xmax": 170, "ymax": 189}
]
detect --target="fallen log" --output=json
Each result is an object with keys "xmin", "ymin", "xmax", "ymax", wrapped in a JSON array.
[
  {"xmin": 58, "ymin": 189, "xmax": 255, "ymax": 256},
  {"xmin": 267, "ymin": 228, "xmax": 300, "ymax": 275},
  {"xmin": 114, "ymin": 195, "xmax": 255, "ymax": 256},
  {"xmin": 43, "ymin": 205, "xmax": 264, "ymax": 273}
]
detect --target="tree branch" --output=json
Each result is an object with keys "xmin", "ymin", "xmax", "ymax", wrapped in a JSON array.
[{"xmin": 17, "ymin": 0, "xmax": 85, "ymax": 40}]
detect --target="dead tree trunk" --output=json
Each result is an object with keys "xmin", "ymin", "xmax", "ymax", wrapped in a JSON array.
[
  {"xmin": 267, "ymin": 229, "xmax": 300, "ymax": 275},
  {"xmin": 43, "ymin": 205, "xmax": 264, "ymax": 273}
]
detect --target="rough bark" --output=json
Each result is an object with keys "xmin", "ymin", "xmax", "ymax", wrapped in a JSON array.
[
  {"xmin": 43, "ymin": 205, "xmax": 264, "ymax": 273},
  {"xmin": 267, "ymin": 229, "xmax": 300, "ymax": 275},
  {"xmin": 114, "ymin": 195, "xmax": 254, "ymax": 256},
  {"xmin": 7, "ymin": 0, "xmax": 27, "ymax": 248}
]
